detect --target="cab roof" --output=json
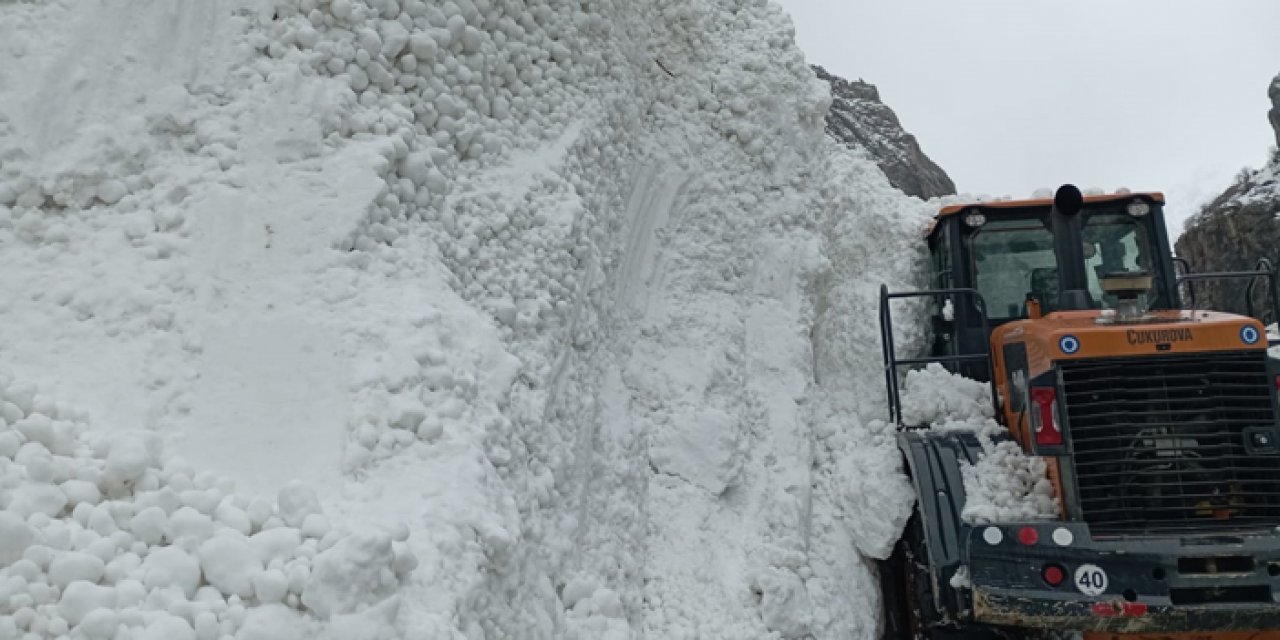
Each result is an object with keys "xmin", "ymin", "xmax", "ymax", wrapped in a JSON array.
[{"xmin": 937, "ymin": 191, "xmax": 1165, "ymax": 218}]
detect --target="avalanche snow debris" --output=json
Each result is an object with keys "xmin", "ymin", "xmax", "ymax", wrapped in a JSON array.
[
  {"xmin": 0, "ymin": 374, "xmax": 411, "ymax": 639},
  {"xmin": 0, "ymin": 0, "xmax": 947, "ymax": 637}
]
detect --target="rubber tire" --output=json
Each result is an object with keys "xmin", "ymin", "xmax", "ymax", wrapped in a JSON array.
[{"xmin": 880, "ymin": 512, "xmax": 1012, "ymax": 640}]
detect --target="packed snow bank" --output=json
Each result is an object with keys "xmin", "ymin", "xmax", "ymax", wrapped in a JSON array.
[{"xmin": 1, "ymin": 0, "xmax": 942, "ymax": 637}]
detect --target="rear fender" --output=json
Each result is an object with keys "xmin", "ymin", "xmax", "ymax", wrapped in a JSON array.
[{"xmin": 897, "ymin": 429, "xmax": 991, "ymax": 620}]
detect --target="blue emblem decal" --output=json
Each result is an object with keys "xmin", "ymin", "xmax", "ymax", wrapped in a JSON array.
[
  {"xmin": 1059, "ymin": 334, "xmax": 1081, "ymax": 355},
  {"xmin": 1241, "ymin": 325, "xmax": 1261, "ymax": 345}
]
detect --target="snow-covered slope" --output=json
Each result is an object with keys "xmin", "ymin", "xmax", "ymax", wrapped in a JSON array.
[{"xmin": 0, "ymin": 0, "xmax": 935, "ymax": 638}]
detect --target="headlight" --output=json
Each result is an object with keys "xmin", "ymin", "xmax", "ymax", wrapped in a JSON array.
[
  {"xmin": 963, "ymin": 210, "xmax": 987, "ymax": 227},
  {"xmin": 1126, "ymin": 200, "xmax": 1151, "ymax": 217}
]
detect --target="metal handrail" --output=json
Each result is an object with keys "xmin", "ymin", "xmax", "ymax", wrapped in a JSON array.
[
  {"xmin": 1177, "ymin": 257, "xmax": 1280, "ymax": 328},
  {"xmin": 879, "ymin": 285, "xmax": 998, "ymax": 426},
  {"xmin": 1247, "ymin": 258, "xmax": 1277, "ymax": 326},
  {"xmin": 1171, "ymin": 257, "xmax": 1193, "ymax": 308}
]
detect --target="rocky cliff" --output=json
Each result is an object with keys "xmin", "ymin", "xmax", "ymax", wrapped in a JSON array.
[
  {"xmin": 1174, "ymin": 72, "xmax": 1280, "ymax": 318},
  {"xmin": 813, "ymin": 65, "xmax": 955, "ymax": 200}
]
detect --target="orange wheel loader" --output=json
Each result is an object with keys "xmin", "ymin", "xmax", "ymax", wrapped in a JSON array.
[{"xmin": 878, "ymin": 185, "xmax": 1280, "ymax": 640}]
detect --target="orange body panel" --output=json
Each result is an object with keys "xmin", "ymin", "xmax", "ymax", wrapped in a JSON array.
[
  {"xmin": 988, "ymin": 308, "xmax": 1267, "ymax": 518},
  {"xmin": 938, "ymin": 191, "xmax": 1165, "ymax": 217},
  {"xmin": 991, "ymin": 308, "xmax": 1267, "ymax": 448}
]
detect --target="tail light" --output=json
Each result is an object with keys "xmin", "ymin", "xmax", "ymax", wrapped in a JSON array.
[
  {"xmin": 1030, "ymin": 387, "xmax": 1062, "ymax": 446},
  {"xmin": 1042, "ymin": 564, "xmax": 1066, "ymax": 586},
  {"xmin": 1017, "ymin": 526, "xmax": 1039, "ymax": 546}
]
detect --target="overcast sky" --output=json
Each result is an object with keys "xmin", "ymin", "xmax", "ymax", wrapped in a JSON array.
[{"xmin": 774, "ymin": 0, "xmax": 1280, "ymax": 239}]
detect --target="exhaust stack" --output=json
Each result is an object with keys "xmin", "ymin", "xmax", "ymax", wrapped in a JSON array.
[{"xmin": 1049, "ymin": 184, "xmax": 1091, "ymax": 311}]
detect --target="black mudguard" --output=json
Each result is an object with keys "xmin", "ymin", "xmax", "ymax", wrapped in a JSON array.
[{"xmin": 897, "ymin": 428, "xmax": 992, "ymax": 622}]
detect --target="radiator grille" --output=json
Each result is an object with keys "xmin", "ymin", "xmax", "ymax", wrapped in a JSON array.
[{"xmin": 1060, "ymin": 351, "xmax": 1280, "ymax": 536}]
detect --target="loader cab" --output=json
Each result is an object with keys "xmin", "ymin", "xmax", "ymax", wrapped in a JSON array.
[{"xmin": 926, "ymin": 191, "xmax": 1178, "ymax": 380}]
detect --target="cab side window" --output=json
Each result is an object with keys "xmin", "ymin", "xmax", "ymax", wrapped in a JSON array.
[
  {"xmin": 931, "ymin": 224, "xmax": 952, "ymax": 289},
  {"xmin": 967, "ymin": 218, "xmax": 1057, "ymax": 321}
]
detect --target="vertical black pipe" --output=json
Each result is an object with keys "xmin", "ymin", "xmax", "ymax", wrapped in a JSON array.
[{"xmin": 1049, "ymin": 184, "xmax": 1091, "ymax": 311}]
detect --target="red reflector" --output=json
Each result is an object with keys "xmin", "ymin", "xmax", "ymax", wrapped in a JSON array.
[
  {"xmin": 1030, "ymin": 387, "xmax": 1062, "ymax": 446},
  {"xmin": 1017, "ymin": 526, "xmax": 1039, "ymax": 546},
  {"xmin": 1275, "ymin": 374, "xmax": 1280, "ymax": 391},
  {"xmin": 1121, "ymin": 601, "xmax": 1148, "ymax": 617},
  {"xmin": 1042, "ymin": 564, "xmax": 1065, "ymax": 586}
]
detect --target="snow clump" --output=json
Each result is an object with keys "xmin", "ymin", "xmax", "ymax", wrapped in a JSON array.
[
  {"xmin": 0, "ymin": 373, "xmax": 414, "ymax": 639},
  {"xmin": 899, "ymin": 364, "xmax": 1059, "ymax": 523},
  {"xmin": 900, "ymin": 363, "xmax": 1001, "ymax": 435},
  {"xmin": 961, "ymin": 439, "xmax": 1060, "ymax": 523}
]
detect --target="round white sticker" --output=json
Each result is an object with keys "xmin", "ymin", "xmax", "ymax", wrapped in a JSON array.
[{"xmin": 1074, "ymin": 563, "xmax": 1108, "ymax": 596}]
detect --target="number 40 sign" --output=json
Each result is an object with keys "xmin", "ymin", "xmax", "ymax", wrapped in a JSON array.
[{"xmin": 1074, "ymin": 563, "xmax": 1108, "ymax": 596}]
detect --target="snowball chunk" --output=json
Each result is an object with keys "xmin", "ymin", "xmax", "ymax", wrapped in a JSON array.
[
  {"xmin": 57, "ymin": 581, "xmax": 116, "ymax": 625},
  {"xmin": 215, "ymin": 502, "xmax": 252, "ymax": 535},
  {"xmin": 143, "ymin": 546, "xmax": 202, "ymax": 598},
  {"xmin": 0, "ymin": 513, "xmax": 35, "ymax": 565},
  {"xmin": 61, "ymin": 480, "xmax": 102, "ymax": 506},
  {"xmin": 167, "ymin": 506, "xmax": 214, "ymax": 543},
  {"xmin": 102, "ymin": 435, "xmax": 150, "ymax": 488},
  {"xmin": 302, "ymin": 531, "xmax": 403, "ymax": 618},
  {"xmin": 48, "ymin": 551, "xmax": 106, "ymax": 588},
  {"xmin": 253, "ymin": 569, "xmax": 289, "ymax": 603},
  {"xmin": 96, "ymin": 180, "xmax": 128, "ymax": 205},
  {"xmin": 9, "ymin": 481, "xmax": 67, "ymax": 517},
  {"xmin": 136, "ymin": 613, "xmax": 196, "ymax": 640},
  {"xmin": 199, "ymin": 535, "xmax": 262, "ymax": 598},
  {"xmin": 76, "ymin": 608, "xmax": 119, "ymax": 639},
  {"xmin": 249, "ymin": 527, "xmax": 302, "ymax": 564},
  {"xmin": 0, "ymin": 430, "xmax": 20, "ymax": 458},
  {"xmin": 131, "ymin": 506, "xmax": 169, "ymax": 545}
]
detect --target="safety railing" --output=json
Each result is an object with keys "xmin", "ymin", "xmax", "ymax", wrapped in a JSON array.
[
  {"xmin": 1177, "ymin": 258, "xmax": 1280, "ymax": 343},
  {"xmin": 879, "ymin": 285, "xmax": 998, "ymax": 426}
]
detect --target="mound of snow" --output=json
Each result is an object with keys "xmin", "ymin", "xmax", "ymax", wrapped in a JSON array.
[
  {"xmin": 899, "ymin": 364, "xmax": 1059, "ymax": 523},
  {"xmin": 960, "ymin": 439, "xmax": 1060, "ymax": 523},
  {"xmin": 0, "ymin": 374, "xmax": 413, "ymax": 639},
  {"xmin": 899, "ymin": 363, "xmax": 1001, "ymax": 434}
]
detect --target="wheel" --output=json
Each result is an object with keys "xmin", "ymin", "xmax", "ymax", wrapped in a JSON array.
[
  {"xmin": 879, "ymin": 511, "xmax": 946, "ymax": 639},
  {"xmin": 879, "ymin": 512, "xmax": 1013, "ymax": 640}
]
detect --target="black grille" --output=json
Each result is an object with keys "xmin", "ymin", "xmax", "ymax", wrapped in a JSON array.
[{"xmin": 1061, "ymin": 352, "xmax": 1280, "ymax": 536}]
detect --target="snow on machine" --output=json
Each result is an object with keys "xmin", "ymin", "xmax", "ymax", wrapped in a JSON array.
[{"xmin": 878, "ymin": 184, "xmax": 1280, "ymax": 639}]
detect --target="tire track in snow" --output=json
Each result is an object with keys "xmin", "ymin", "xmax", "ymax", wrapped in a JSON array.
[
  {"xmin": 614, "ymin": 162, "xmax": 829, "ymax": 639},
  {"xmin": 552, "ymin": 165, "xmax": 687, "ymax": 639}
]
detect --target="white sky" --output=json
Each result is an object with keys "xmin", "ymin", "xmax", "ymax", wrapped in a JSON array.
[{"xmin": 774, "ymin": 0, "xmax": 1280, "ymax": 240}]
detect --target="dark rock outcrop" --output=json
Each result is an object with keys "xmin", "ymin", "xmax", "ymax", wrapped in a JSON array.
[
  {"xmin": 1175, "ymin": 72, "xmax": 1280, "ymax": 318},
  {"xmin": 1269, "ymin": 75, "xmax": 1280, "ymax": 149},
  {"xmin": 813, "ymin": 65, "xmax": 955, "ymax": 200}
]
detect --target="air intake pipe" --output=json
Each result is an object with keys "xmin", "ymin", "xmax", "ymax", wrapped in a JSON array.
[{"xmin": 1049, "ymin": 184, "xmax": 1092, "ymax": 311}]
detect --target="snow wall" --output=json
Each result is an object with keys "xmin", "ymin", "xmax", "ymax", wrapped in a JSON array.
[{"xmin": 0, "ymin": 0, "xmax": 936, "ymax": 637}]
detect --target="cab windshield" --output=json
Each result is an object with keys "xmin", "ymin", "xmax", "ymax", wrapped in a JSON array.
[{"xmin": 967, "ymin": 210, "xmax": 1157, "ymax": 321}]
